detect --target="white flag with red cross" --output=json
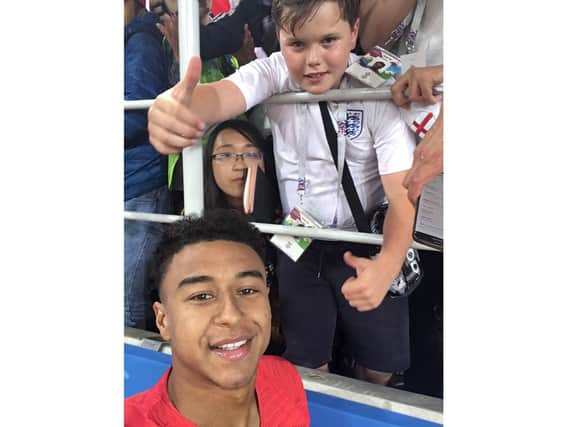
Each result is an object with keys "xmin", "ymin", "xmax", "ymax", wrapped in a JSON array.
[{"xmin": 411, "ymin": 111, "xmax": 436, "ymax": 138}]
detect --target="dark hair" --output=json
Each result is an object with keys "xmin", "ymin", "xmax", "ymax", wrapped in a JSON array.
[
  {"xmin": 272, "ymin": 0, "xmax": 360, "ymax": 35},
  {"xmin": 203, "ymin": 119, "xmax": 266, "ymax": 210},
  {"xmin": 149, "ymin": 209, "xmax": 266, "ymax": 301}
]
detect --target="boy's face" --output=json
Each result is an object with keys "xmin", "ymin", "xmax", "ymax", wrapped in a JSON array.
[
  {"xmin": 154, "ymin": 240, "xmax": 271, "ymax": 390},
  {"xmin": 278, "ymin": 2, "xmax": 359, "ymax": 94}
]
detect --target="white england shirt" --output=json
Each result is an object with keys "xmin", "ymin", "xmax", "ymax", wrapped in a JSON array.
[{"xmin": 226, "ymin": 52, "xmax": 416, "ymax": 230}]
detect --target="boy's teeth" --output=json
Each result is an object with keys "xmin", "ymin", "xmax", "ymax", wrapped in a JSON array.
[{"xmin": 217, "ymin": 339, "xmax": 247, "ymax": 350}]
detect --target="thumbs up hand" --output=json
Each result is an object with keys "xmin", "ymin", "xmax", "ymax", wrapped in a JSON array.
[
  {"xmin": 341, "ymin": 251, "xmax": 397, "ymax": 311},
  {"xmin": 148, "ymin": 56, "xmax": 207, "ymax": 154}
]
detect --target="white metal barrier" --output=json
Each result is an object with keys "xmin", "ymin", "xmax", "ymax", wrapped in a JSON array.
[
  {"xmin": 124, "ymin": 87, "xmax": 395, "ymax": 110},
  {"xmin": 178, "ymin": 0, "xmax": 203, "ymax": 217},
  {"xmin": 124, "ymin": 211, "xmax": 436, "ymax": 251},
  {"xmin": 124, "ymin": 0, "xmax": 440, "ymax": 252}
]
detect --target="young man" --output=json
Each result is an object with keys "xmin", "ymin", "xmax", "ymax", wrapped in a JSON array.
[
  {"xmin": 147, "ymin": 0, "xmax": 416, "ymax": 385},
  {"xmin": 124, "ymin": 210, "xmax": 309, "ymax": 426}
]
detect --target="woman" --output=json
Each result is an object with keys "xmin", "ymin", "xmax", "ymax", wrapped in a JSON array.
[{"xmin": 204, "ymin": 119, "xmax": 280, "ymax": 222}]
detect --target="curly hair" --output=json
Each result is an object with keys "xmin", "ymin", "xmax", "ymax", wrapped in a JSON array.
[
  {"xmin": 272, "ymin": 0, "xmax": 360, "ymax": 35},
  {"xmin": 148, "ymin": 209, "xmax": 266, "ymax": 301}
]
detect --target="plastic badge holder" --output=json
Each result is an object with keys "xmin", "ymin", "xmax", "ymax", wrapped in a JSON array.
[
  {"xmin": 346, "ymin": 45, "xmax": 402, "ymax": 88},
  {"xmin": 270, "ymin": 207, "xmax": 323, "ymax": 262}
]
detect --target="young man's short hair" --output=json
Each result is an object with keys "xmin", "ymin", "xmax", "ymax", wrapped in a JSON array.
[
  {"xmin": 149, "ymin": 209, "xmax": 266, "ymax": 301},
  {"xmin": 271, "ymin": 0, "xmax": 360, "ymax": 35}
]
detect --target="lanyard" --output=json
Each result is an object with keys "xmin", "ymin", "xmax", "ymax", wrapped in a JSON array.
[
  {"xmin": 297, "ymin": 104, "xmax": 309, "ymax": 207},
  {"xmin": 382, "ymin": 0, "xmax": 427, "ymax": 55},
  {"xmin": 383, "ymin": 6, "xmax": 415, "ymax": 49},
  {"xmin": 296, "ymin": 103, "xmax": 348, "ymax": 224},
  {"xmin": 405, "ymin": 0, "xmax": 427, "ymax": 54},
  {"xmin": 331, "ymin": 102, "xmax": 348, "ymax": 200}
]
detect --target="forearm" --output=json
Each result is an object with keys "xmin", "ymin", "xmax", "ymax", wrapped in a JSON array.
[
  {"xmin": 374, "ymin": 184, "xmax": 415, "ymax": 274},
  {"xmin": 189, "ymin": 80, "xmax": 247, "ymax": 125}
]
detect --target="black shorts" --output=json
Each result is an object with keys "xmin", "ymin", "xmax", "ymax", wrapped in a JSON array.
[{"xmin": 277, "ymin": 240, "xmax": 410, "ymax": 373}]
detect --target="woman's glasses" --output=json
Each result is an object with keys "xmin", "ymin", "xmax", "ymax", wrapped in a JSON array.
[{"xmin": 211, "ymin": 151, "xmax": 263, "ymax": 164}]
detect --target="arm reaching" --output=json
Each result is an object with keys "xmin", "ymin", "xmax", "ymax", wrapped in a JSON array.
[
  {"xmin": 403, "ymin": 106, "xmax": 443, "ymax": 204},
  {"xmin": 233, "ymin": 24, "xmax": 257, "ymax": 66},
  {"xmin": 147, "ymin": 56, "xmax": 247, "ymax": 154},
  {"xmin": 341, "ymin": 170, "xmax": 415, "ymax": 311}
]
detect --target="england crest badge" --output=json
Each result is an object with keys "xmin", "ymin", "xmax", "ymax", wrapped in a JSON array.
[{"xmin": 345, "ymin": 110, "xmax": 363, "ymax": 139}]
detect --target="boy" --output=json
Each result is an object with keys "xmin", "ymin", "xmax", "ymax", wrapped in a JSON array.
[
  {"xmin": 147, "ymin": 0, "xmax": 416, "ymax": 385},
  {"xmin": 125, "ymin": 210, "xmax": 309, "ymax": 426}
]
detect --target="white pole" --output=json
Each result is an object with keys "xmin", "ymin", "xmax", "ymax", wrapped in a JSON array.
[
  {"xmin": 178, "ymin": 0, "xmax": 204, "ymax": 216},
  {"xmin": 124, "ymin": 211, "xmax": 439, "ymax": 252}
]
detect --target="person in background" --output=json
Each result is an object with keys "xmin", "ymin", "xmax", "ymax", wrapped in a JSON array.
[
  {"xmin": 357, "ymin": 0, "xmax": 443, "ymax": 397},
  {"xmin": 357, "ymin": 0, "xmax": 443, "ymax": 203},
  {"xmin": 204, "ymin": 120, "xmax": 278, "ymax": 218},
  {"xmin": 125, "ymin": 210, "xmax": 309, "ymax": 427},
  {"xmin": 150, "ymin": 0, "xmax": 265, "ymax": 66},
  {"xmin": 124, "ymin": 0, "xmax": 174, "ymax": 330}
]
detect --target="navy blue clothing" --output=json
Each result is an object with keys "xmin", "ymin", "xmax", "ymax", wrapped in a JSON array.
[
  {"xmin": 277, "ymin": 241, "xmax": 410, "ymax": 373},
  {"xmin": 124, "ymin": 13, "xmax": 170, "ymax": 201},
  {"xmin": 200, "ymin": 0, "xmax": 266, "ymax": 60}
]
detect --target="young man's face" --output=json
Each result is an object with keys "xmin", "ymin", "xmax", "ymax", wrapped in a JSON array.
[
  {"xmin": 278, "ymin": 2, "xmax": 359, "ymax": 94},
  {"xmin": 154, "ymin": 240, "xmax": 271, "ymax": 390}
]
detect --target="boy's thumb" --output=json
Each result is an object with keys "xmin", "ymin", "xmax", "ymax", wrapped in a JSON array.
[
  {"xmin": 175, "ymin": 56, "xmax": 202, "ymax": 102},
  {"xmin": 343, "ymin": 251, "xmax": 361, "ymax": 273}
]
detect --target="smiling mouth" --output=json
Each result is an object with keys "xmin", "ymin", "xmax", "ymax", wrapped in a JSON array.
[
  {"xmin": 213, "ymin": 339, "xmax": 248, "ymax": 350},
  {"xmin": 304, "ymin": 72, "xmax": 327, "ymax": 80},
  {"xmin": 210, "ymin": 337, "xmax": 253, "ymax": 361}
]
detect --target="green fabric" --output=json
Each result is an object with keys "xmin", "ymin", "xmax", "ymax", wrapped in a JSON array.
[{"xmin": 167, "ymin": 153, "xmax": 178, "ymax": 189}]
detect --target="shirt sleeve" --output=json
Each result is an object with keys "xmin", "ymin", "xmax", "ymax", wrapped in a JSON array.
[
  {"xmin": 369, "ymin": 101, "xmax": 417, "ymax": 175},
  {"xmin": 224, "ymin": 53, "xmax": 287, "ymax": 110}
]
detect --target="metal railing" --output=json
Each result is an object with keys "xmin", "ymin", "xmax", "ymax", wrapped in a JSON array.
[
  {"xmin": 124, "ymin": 211, "xmax": 437, "ymax": 251},
  {"xmin": 124, "ymin": 87, "xmax": 395, "ymax": 110}
]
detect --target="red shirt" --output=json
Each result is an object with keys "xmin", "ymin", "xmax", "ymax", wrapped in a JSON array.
[
  {"xmin": 210, "ymin": 0, "xmax": 230, "ymax": 17},
  {"xmin": 125, "ymin": 355, "xmax": 310, "ymax": 426}
]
